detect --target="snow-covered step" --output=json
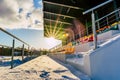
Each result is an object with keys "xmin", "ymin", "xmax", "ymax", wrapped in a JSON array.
[{"xmin": 52, "ymin": 57, "xmax": 90, "ymax": 80}]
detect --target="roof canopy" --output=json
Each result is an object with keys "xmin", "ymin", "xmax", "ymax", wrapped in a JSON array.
[
  {"xmin": 43, "ymin": 0, "xmax": 120, "ymax": 39},
  {"xmin": 43, "ymin": 0, "xmax": 112, "ymax": 27}
]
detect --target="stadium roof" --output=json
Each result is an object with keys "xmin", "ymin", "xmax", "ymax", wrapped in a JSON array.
[{"xmin": 43, "ymin": 0, "xmax": 120, "ymax": 39}]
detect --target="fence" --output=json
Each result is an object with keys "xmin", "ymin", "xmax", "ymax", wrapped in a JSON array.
[{"xmin": 0, "ymin": 27, "xmax": 31, "ymax": 68}]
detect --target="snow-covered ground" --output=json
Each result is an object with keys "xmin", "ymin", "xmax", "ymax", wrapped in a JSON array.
[{"xmin": 0, "ymin": 55, "xmax": 83, "ymax": 80}]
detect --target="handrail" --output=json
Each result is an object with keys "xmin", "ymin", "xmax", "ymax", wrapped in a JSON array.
[
  {"xmin": 96, "ymin": 8, "xmax": 120, "ymax": 22},
  {"xmin": 83, "ymin": 0, "xmax": 113, "ymax": 14},
  {"xmin": 0, "ymin": 27, "xmax": 32, "ymax": 69},
  {"xmin": 0, "ymin": 27, "xmax": 30, "ymax": 46},
  {"xmin": 85, "ymin": 8, "xmax": 120, "ymax": 35}
]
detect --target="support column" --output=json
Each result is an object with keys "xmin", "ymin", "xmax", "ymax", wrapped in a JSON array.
[
  {"xmin": 22, "ymin": 44, "xmax": 24, "ymax": 62},
  {"xmin": 27, "ymin": 46, "xmax": 30, "ymax": 57},
  {"xmin": 11, "ymin": 39, "xmax": 15, "ymax": 69},
  {"xmin": 91, "ymin": 11, "xmax": 97, "ymax": 49}
]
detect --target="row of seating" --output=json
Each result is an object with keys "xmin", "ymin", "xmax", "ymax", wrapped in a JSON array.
[
  {"xmin": 56, "ymin": 45, "xmax": 75, "ymax": 54},
  {"xmin": 61, "ymin": 34, "xmax": 93, "ymax": 53},
  {"xmin": 56, "ymin": 22, "xmax": 120, "ymax": 54},
  {"xmin": 97, "ymin": 22, "xmax": 119, "ymax": 34},
  {"xmin": 71, "ymin": 22, "xmax": 119, "ymax": 45}
]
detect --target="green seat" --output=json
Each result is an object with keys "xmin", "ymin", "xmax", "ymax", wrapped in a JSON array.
[{"xmin": 110, "ymin": 25, "xmax": 119, "ymax": 30}]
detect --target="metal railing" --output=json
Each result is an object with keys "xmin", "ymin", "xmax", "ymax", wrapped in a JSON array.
[
  {"xmin": 85, "ymin": 8, "xmax": 120, "ymax": 35},
  {"xmin": 0, "ymin": 27, "xmax": 30, "ymax": 46},
  {"xmin": 65, "ymin": 8, "xmax": 120, "ymax": 49},
  {"xmin": 95, "ymin": 8, "xmax": 120, "ymax": 30},
  {"xmin": 0, "ymin": 27, "xmax": 31, "ymax": 69}
]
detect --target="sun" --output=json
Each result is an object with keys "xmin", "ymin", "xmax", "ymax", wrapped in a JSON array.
[
  {"xmin": 44, "ymin": 24, "xmax": 65, "ymax": 40},
  {"xmin": 44, "ymin": 10, "xmax": 66, "ymax": 40}
]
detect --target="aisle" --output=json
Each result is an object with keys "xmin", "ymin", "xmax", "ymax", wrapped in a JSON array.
[{"xmin": 0, "ymin": 55, "xmax": 79, "ymax": 80}]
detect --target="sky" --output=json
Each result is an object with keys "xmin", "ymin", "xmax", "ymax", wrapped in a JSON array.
[
  {"xmin": 0, "ymin": 0, "xmax": 43, "ymax": 29},
  {"xmin": 0, "ymin": 0, "xmax": 62, "ymax": 50}
]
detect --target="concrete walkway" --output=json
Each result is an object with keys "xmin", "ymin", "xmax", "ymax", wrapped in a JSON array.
[{"xmin": 0, "ymin": 55, "xmax": 80, "ymax": 80}]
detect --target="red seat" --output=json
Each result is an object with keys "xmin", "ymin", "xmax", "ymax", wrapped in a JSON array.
[{"xmin": 88, "ymin": 35, "xmax": 94, "ymax": 42}]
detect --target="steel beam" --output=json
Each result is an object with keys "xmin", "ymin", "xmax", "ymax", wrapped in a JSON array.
[
  {"xmin": 44, "ymin": 11, "xmax": 75, "ymax": 19},
  {"xmin": 44, "ymin": 18, "xmax": 72, "ymax": 25},
  {"xmin": 43, "ymin": 1, "xmax": 83, "ymax": 10}
]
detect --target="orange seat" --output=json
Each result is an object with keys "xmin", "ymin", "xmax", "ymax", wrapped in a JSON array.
[{"xmin": 83, "ymin": 36, "xmax": 89, "ymax": 42}]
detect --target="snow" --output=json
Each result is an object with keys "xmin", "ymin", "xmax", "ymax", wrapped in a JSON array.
[
  {"xmin": 0, "ymin": 55, "xmax": 81, "ymax": 80},
  {"xmin": 67, "ymin": 58, "xmax": 84, "ymax": 65},
  {"xmin": 53, "ymin": 57, "xmax": 90, "ymax": 80},
  {"xmin": 98, "ymin": 33, "xmax": 120, "ymax": 47},
  {"xmin": 88, "ymin": 32, "xmax": 120, "ymax": 80}
]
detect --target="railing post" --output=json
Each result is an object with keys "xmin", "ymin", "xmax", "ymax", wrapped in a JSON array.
[
  {"xmin": 27, "ymin": 46, "xmax": 30, "ymax": 57},
  {"xmin": 1, "ymin": 46, "xmax": 4, "ymax": 55},
  {"xmin": 113, "ymin": 0, "xmax": 118, "ymax": 22},
  {"xmin": 85, "ymin": 20, "xmax": 89, "ymax": 36},
  {"xmin": 30, "ymin": 48, "xmax": 32, "ymax": 59},
  {"xmin": 106, "ymin": 17, "xmax": 109, "ymax": 25},
  {"xmin": 11, "ymin": 39, "xmax": 15, "ymax": 69},
  {"xmin": 118, "ymin": 10, "xmax": 120, "ymax": 20},
  {"xmin": 22, "ymin": 44, "xmax": 24, "ymax": 62},
  {"xmin": 91, "ymin": 11, "xmax": 97, "ymax": 49},
  {"xmin": 86, "ymin": 27, "xmax": 88, "ymax": 36},
  {"xmin": 97, "ymin": 21, "xmax": 100, "ymax": 31}
]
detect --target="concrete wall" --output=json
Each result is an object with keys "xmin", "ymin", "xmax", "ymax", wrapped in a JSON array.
[
  {"xmin": 97, "ymin": 30, "xmax": 119, "ymax": 42},
  {"xmin": 66, "ymin": 58, "xmax": 85, "ymax": 74},
  {"xmin": 83, "ymin": 54, "xmax": 91, "ymax": 76},
  {"xmin": 66, "ymin": 53, "xmax": 91, "ymax": 76},
  {"xmin": 49, "ymin": 53, "xmax": 66, "ymax": 62},
  {"xmin": 118, "ymin": 24, "xmax": 120, "ymax": 30},
  {"xmin": 89, "ymin": 36, "xmax": 120, "ymax": 80},
  {"xmin": 75, "ymin": 42, "xmax": 94, "ymax": 52}
]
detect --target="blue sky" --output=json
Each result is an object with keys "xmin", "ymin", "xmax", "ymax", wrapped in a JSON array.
[
  {"xmin": 6, "ymin": 29, "xmax": 44, "ymax": 49},
  {"xmin": 34, "ymin": 0, "xmax": 43, "ymax": 8}
]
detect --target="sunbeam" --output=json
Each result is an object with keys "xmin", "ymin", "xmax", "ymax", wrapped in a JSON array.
[{"xmin": 44, "ymin": 7, "xmax": 64, "ymax": 39}]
